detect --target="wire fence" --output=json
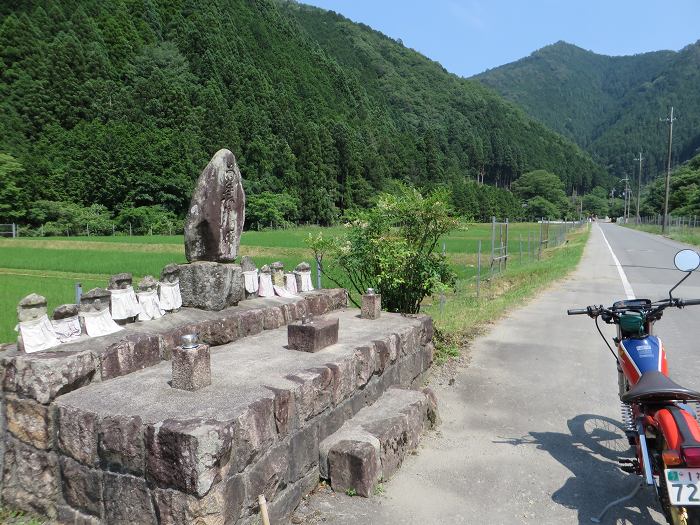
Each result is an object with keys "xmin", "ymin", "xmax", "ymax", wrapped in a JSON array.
[
  {"xmin": 634, "ymin": 214, "xmax": 700, "ymax": 231},
  {"xmin": 0, "ymin": 223, "xmax": 17, "ymax": 238}
]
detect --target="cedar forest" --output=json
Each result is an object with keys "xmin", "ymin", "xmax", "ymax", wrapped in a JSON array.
[{"xmin": 3, "ymin": 0, "xmax": 694, "ymax": 234}]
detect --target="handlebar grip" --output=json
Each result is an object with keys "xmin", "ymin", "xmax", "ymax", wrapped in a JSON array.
[
  {"xmin": 567, "ymin": 308, "xmax": 588, "ymax": 315},
  {"xmin": 679, "ymin": 299, "xmax": 700, "ymax": 306}
]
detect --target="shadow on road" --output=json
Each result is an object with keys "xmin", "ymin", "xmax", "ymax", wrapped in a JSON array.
[{"xmin": 495, "ymin": 414, "xmax": 662, "ymax": 524}]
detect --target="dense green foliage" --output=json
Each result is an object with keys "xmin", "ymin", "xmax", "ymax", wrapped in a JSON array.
[
  {"xmin": 476, "ymin": 41, "xmax": 700, "ymax": 181},
  {"xmin": 308, "ymin": 187, "xmax": 457, "ymax": 314},
  {"xmin": 643, "ymin": 154, "xmax": 700, "ymax": 217},
  {"xmin": 1, "ymin": 0, "xmax": 606, "ymax": 228}
]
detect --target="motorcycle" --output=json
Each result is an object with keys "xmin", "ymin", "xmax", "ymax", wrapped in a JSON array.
[{"xmin": 568, "ymin": 249, "xmax": 700, "ymax": 524}]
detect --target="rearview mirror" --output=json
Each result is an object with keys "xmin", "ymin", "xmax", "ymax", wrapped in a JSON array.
[{"xmin": 674, "ymin": 249, "xmax": 700, "ymax": 272}]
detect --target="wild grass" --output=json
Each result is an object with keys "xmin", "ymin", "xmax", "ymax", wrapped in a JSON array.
[
  {"xmin": 427, "ymin": 226, "xmax": 590, "ymax": 363},
  {"xmin": 622, "ymin": 223, "xmax": 700, "ymax": 248},
  {"xmin": 0, "ymin": 222, "xmax": 578, "ymax": 344}
]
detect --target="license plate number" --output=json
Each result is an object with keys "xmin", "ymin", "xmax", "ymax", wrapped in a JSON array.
[{"xmin": 666, "ymin": 469, "xmax": 700, "ymax": 506}]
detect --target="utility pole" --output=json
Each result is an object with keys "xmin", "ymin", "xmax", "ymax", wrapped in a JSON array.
[
  {"xmin": 633, "ymin": 152, "xmax": 643, "ymax": 224},
  {"xmin": 621, "ymin": 177, "xmax": 630, "ymax": 223},
  {"xmin": 661, "ymin": 106, "xmax": 676, "ymax": 234}
]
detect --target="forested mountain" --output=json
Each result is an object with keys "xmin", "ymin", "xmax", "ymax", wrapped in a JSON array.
[
  {"xmin": 0, "ymin": 0, "xmax": 606, "ymax": 230},
  {"xmin": 475, "ymin": 41, "xmax": 700, "ymax": 183}
]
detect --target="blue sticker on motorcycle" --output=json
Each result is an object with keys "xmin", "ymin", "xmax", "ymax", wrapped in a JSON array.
[{"xmin": 621, "ymin": 336, "xmax": 662, "ymax": 374}]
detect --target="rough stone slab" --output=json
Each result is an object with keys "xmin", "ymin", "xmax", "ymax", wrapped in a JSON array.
[
  {"xmin": 327, "ymin": 438, "xmax": 380, "ymax": 497},
  {"xmin": 243, "ymin": 440, "xmax": 289, "ymax": 511},
  {"xmin": 230, "ymin": 397, "xmax": 277, "ymax": 474},
  {"xmin": 5, "ymin": 395, "xmax": 54, "ymax": 450},
  {"xmin": 101, "ymin": 333, "xmax": 162, "ymax": 380},
  {"xmin": 98, "ymin": 414, "xmax": 145, "ymax": 475},
  {"xmin": 153, "ymin": 474, "xmax": 245, "ymax": 525},
  {"xmin": 178, "ymin": 262, "xmax": 244, "ymax": 311},
  {"xmin": 286, "ymin": 367, "xmax": 333, "ymax": 424},
  {"xmin": 102, "ymin": 472, "xmax": 156, "ymax": 525},
  {"xmin": 145, "ymin": 418, "xmax": 234, "ymax": 496},
  {"xmin": 288, "ymin": 318, "xmax": 339, "ymax": 353},
  {"xmin": 268, "ymin": 467, "xmax": 319, "ymax": 524},
  {"xmin": 1, "ymin": 436, "xmax": 59, "ymax": 518},
  {"xmin": 57, "ymin": 405, "xmax": 98, "ymax": 466},
  {"xmin": 287, "ymin": 423, "xmax": 319, "ymax": 483},
  {"xmin": 319, "ymin": 388, "xmax": 436, "ymax": 495},
  {"xmin": 59, "ymin": 456, "xmax": 103, "ymax": 518},
  {"xmin": 56, "ymin": 505, "xmax": 101, "ymax": 525},
  {"xmin": 2, "ymin": 350, "xmax": 98, "ymax": 404}
]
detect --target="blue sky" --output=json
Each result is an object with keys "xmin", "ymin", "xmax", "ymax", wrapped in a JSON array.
[{"xmin": 300, "ymin": 0, "xmax": 700, "ymax": 77}]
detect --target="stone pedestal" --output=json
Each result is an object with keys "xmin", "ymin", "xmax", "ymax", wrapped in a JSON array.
[
  {"xmin": 361, "ymin": 293, "xmax": 381, "ymax": 320},
  {"xmin": 178, "ymin": 262, "xmax": 244, "ymax": 311},
  {"xmin": 287, "ymin": 317, "xmax": 339, "ymax": 353},
  {"xmin": 172, "ymin": 343, "xmax": 211, "ymax": 391}
]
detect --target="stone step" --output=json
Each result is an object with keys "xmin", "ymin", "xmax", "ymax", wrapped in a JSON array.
[{"xmin": 319, "ymin": 387, "xmax": 439, "ymax": 497}]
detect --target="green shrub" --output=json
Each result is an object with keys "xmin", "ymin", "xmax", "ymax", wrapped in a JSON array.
[{"xmin": 308, "ymin": 186, "xmax": 457, "ymax": 314}]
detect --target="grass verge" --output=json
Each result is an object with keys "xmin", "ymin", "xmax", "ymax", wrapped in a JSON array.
[
  {"xmin": 425, "ymin": 226, "xmax": 590, "ymax": 364},
  {"xmin": 0, "ymin": 505, "xmax": 46, "ymax": 524},
  {"xmin": 621, "ymin": 223, "xmax": 700, "ymax": 248}
]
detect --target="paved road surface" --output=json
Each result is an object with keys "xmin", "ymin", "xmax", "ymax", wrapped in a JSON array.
[{"xmin": 300, "ymin": 223, "xmax": 700, "ymax": 524}]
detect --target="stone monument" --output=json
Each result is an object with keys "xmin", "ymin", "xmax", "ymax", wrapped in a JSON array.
[
  {"xmin": 179, "ymin": 149, "xmax": 245, "ymax": 310},
  {"xmin": 79, "ymin": 288, "xmax": 123, "ymax": 337},
  {"xmin": 16, "ymin": 293, "xmax": 60, "ymax": 353},
  {"xmin": 136, "ymin": 275, "xmax": 164, "ymax": 321},
  {"xmin": 159, "ymin": 264, "xmax": 182, "ymax": 312},
  {"xmin": 108, "ymin": 272, "xmax": 140, "ymax": 324},
  {"xmin": 51, "ymin": 304, "xmax": 82, "ymax": 343}
]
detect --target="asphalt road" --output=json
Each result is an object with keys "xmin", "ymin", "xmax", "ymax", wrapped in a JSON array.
[{"xmin": 300, "ymin": 223, "xmax": 700, "ymax": 524}]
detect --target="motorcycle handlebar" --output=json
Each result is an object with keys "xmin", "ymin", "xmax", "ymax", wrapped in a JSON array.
[
  {"xmin": 567, "ymin": 308, "xmax": 589, "ymax": 315},
  {"xmin": 679, "ymin": 298, "xmax": 700, "ymax": 307}
]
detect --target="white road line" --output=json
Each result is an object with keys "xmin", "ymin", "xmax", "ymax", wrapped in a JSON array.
[{"xmin": 598, "ymin": 224, "xmax": 635, "ymax": 299}]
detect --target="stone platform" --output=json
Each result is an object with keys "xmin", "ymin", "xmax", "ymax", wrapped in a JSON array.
[{"xmin": 0, "ymin": 290, "xmax": 435, "ymax": 524}]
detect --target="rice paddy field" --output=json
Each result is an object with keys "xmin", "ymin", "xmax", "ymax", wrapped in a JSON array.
[{"xmin": 0, "ymin": 222, "xmax": 572, "ymax": 343}]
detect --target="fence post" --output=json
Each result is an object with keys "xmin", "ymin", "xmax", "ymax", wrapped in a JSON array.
[
  {"xmin": 538, "ymin": 219, "xmax": 543, "ymax": 260},
  {"xmin": 490, "ymin": 216, "xmax": 496, "ymax": 274},
  {"xmin": 12, "ymin": 223, "xmax": 16, "ymax": 238},
  {"xmin": 504, "ymin": 218, "xmax": 509, "ymax": 270},
  {"xmin": 129, "ymin": 222, "xmax": 132, "ymax": 236},
  {"xmin": 315, "ymin": 257, "xmax": 322, "ymax": 290},
  {"xmin": 476, "ymin": 240, "xmax": 481, "ymax": 299},
  {"xmin": 528, "ymin": 231, "xmax": 531, "ymax": 261},
  {"xmin": 75, "ymin": 283, "xmax": 82, "ymax": 304}
]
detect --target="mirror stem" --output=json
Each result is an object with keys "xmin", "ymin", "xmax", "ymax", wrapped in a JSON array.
[{"xmin": 669, "ymin": 271, "xmax": 693, "ymax": 302}]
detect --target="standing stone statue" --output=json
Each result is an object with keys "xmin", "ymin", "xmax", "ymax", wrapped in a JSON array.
[
  {"xmin": 51, "ymin": 304, "xmax": 82, "ymax": 343},
  {"xmin": 79, "ymin": 288, "xmax": 123, "ymax": 337},
  {"xmin": 178, "ymin": 149, "xmax": 245, "ymax": 311},
  {"xmin": 16, "ymin": 293, "xmax": 60, "ymax": 353},
  {"xmin": 184, "ymin": 149, "xmax": 245, "ymax": 263},
  {"xmin": 136, "ymin": 276, "xmax": 164, "ymax": 321},
  {"xmin": 108, "ymin": 273, "xmax": 140, "ymax": 324},
  {"xmin": 159, "ymin": 264, "xmax": 183, "ymax": 312}
]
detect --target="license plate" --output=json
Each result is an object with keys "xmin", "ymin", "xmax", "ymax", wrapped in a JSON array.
[{"xmin": 666, "ymin": 469, "xmax": 700, "ymax": 506}]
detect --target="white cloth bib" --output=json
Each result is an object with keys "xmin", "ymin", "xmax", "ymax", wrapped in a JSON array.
[
  {"xmin": 136, "ymin": 290, "xmax": 164, "ymax": 321},
  {"xmin": 159, "ymin": 281, "xmax": 182, "ymax": 310},
  {"xmin": 258, "ymin": 273, "xmax": 274, "ymax": 297},
  {"xmin": 15, "ymin": 315, "xmax": 61, "ymax": 353},
  {"xmin": 243, "ymin": 270, "xmax": 259, "ymax": 294},
  {"xmin": 110, "ymin": 286, "xmax": 141, "ymax": 320},
  {"xmin": 51, "ymin": 315, "xmax": 82, "ymax": 343},
  {"xmin": 284, "ymin": 273, "xmax": 298, "ymax": 294},
  {"xmin": 274, "ymin": 285, "xmax": 296, "ymax": 298},
  {"xmin": 81, "ymin": 309, "xmax": 123, "ymax": 337},
  {"xmin": 297, "ymin": 271, "xmax": 314, "ymax": 292}
]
